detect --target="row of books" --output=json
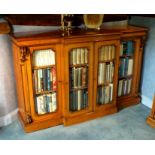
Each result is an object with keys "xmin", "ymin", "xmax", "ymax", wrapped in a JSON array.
[
  {"xmin": 99, "ymin": 45, "xmax": 115, "ymax": 61},
  {"xmin": 97, "ymin": 84, "xmax": 113, "ymax": 105},
  {"xmin": 33, "ymin": 67, "xmax": 57, "ymax": 93},
  {"xmin": 70, "ymin": 48, "xmax": 88, "ymax": 65},
  {"xmin": 33, "ymin": 49, "xmax": 55, "ymax": 67},
  {"xmin": 118, "ymin": 79, "xmax": 132, "ymax": 96},
  {"xmin": 120, "ymin": 41, "xmax": 134, "ymax": 56},
  {"xmin": 69, "ymin": 90, "xmax": 88, "ymax": 112},
  {"xmin": 119, "ymin": 58, "xmax": 133, "ymax": 77},
  {"xmin": 70, "ymin": 67, "xmax": 88, "ymax": 89},
  {"xmin": 98, "ymin": 62, "xmax": 114, "ymax": 85},
  {"xmin": 35, "ymin": 93, "xmax": 57, "ymax": 115}
]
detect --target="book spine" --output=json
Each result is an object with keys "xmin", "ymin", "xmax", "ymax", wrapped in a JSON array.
[
  {"xmin": 47, "ymin": 68, "xmax": 51, "ymax": 91},
  {"xmin": 77, "ymin": 68, "xmax": 82, "ymax": 87},
  {"xmin": 110, "ymin": 84, "xmax": 113, "ymax": 102},
  {"xmin": 122, "ymin": 41, "xmax": 127, "ymax": 55},
  {"xmin": 73, "ymin": 49, "xmax": 77, "ymax": 65},
  {"xmin": 51, "ymin": 50, "xmax": 55, "ymax": 65},
  {"xmin": 34, "ymin": 70, "xmax": 38, "ymax": 92},
  {"xmin": 52, "ymin": 67, "xmax": 57, "ymax": 91},
  {"xmin": 125, "ymin": 58, "xmax": 129, "ymax": 76},
  {"xmin": 81, "ymin": 67, "xmax": 86, "ymax": 87},
  {"xmin": 36, "ymin": 95, "xmax": 46, "ymax": 115},
  {"xmin": 118, "ymin": 80, "xmax": 123, "ymax": 96},
  {"xmin": 81, "ymin": 48, "xmax": 85, "ymax": 64},
  {"xmin": 84, "ymin": 48, "xmax": 88, "ymax": 64},
  {"xmin": 43, "ymin": 69, "xmax": 47, "ymax": 91},
  {"xmin": 52, "ymin": 92, "xmax": 57, "ymax": 112},
  {"xmin": 127, "ymin": 58, "xmax": 133, "ymax": 75},
  {"xmin": 77, "ymin": 90, "xmax": 81, "ymax": 111}
]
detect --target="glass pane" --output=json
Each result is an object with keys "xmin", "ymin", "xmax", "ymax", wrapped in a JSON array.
[
  {"xmin": 69, "ymin": 48, "xmax": 89, "ymax": 112},
  {"xmin": 32, "ymin": 49, "xmax": 57, "ymax": 115},
  {"xmin": 118, "ymin": 41, "xmax": 135, "ymax": 96},
  {"xmin": 97, "ymin": 45, "xmax": 115, "ymax": 105}
]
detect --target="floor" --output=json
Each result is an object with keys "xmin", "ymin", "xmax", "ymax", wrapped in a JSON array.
[{"xmin": 0, "ymin": 104, "xmax": 155, "ymax": 140}]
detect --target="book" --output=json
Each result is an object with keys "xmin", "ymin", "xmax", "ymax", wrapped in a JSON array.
[
  {"xmin": 43, "ymin": 69, "xmax": 47, "ymax": 91},
  {"xmin": 82, "ymin": 67, "xmax": 87, "ymax": 87},
  {"xmin": 33, "ymin": 49, "xmax": 55, "ymax": 67},
  {"xmin": 52, "ymin": 92, "xmax": 57, "ymax": 112},
  {"xmin": 127, "ymin": 79, "xmax": 132, "ymax": 94},
  {"xmin": 34, "ymin": 70, "xmax": 38, "ymax": 92},
  {"xmin": 104, "ymin": 46, "xmax": 108, "ymax": 60},
  {"xmin": 77, "ymin": 48, "xmax": 81, "ymax": 64},
  {"xmin": 84, "ymin": 48, "xmax": 88, "ymax": 64},
  {"xmin": 122, "ymin": 41, "xmax": 127, "ymax": 55},
  {"xmin": 127, "ymin": 41, "xmax": 134, "ymax": 56},
  {"xmin": 36, "ymin": 95, "xmax": 46, "ymax": 115},
  {"xmin": 73, "ymin": 67, "xmax": 77, "ymax": 88},
  {"xmin": 109, "ymin": 84, "xmax": 113, "ymax": 102},
  {"xmin": 118, "ymin": 78, "xmax": 132, "ymax": 96},
  {"xmin": 77, "ymin": 90, "xmax": 82, "ymax": 110},
  {"xmin": 81, "ymin": 48, "xmax": 85, "ymax": 64},
  {"xmin": 72, "ymin": 49, "xmax": 77, "ymax": 65},
  {"xmin": 118, "ymin": 80, "xmax": 123, "ymax": 96},
  {"xmin": 98, "ymin": 63, "xmax": 106, "ymax": 84},
  {"xmin": 111, "ymin": 45, "xmax": 115, "ymax": 59},
  {"xmin": 108, "ymin": 46, "xmax": 111, "ymax": 60},
  {"xmin": 77, "ymin": 68, "xmax": 82, "ymax": 87},
  {"xmin": 105, "ymin": 86, "xmax": 110, "ymax": 104},
  {"xmin": 46, "ymin": 94, "xmax": 53, "ymax": 113},
  {"xmin": 51, "ymin": 50, "xmax": 55, "ymax": 65},
  {"xmin": 47, "ymin": 68, "xmax": 51, "ymax": 91},
  {"xmin": 99, "ymin": 46, "xmax": 105, "ymax": 61},
  {"xmin": 52, "ymin": 67, "xmax": 57, "ymax": 91},
  {"xmin": 101, "ymin": 87, "xmax": 105, "ymax": 104},
  {"xmin": 127, "ymin": 58, "xmax": 133, "ymax": 75}
]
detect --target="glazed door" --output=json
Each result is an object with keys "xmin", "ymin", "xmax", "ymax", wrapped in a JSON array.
[
  {"xmin": 94, "ymin": 40, "xmax": 120, "ymax": 111},
  {"xmin": 26, "ymin": 45, "xmax": 62, "ymax": 121},
  {"xmin": 63, "ymin": 43, "xmax": 93, "ymax": 118},
  {"xmin": 117, "ymin": 38, "xmax": 141, "ymax": 98}
]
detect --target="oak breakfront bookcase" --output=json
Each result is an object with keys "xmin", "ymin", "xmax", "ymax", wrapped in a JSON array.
[{"xmin": 11, "ymin": 26, "xmax": 147, "ymax": 132}]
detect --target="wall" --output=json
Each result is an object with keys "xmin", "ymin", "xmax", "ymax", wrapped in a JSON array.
[
  {"xmin": 0, "ymin": 21, "xmax": 59, "ymax": 127},
  {"xmin": 0, "ymin": 34, "xmax": 18, "ymax": 126},
  {"xmin": 130, "ymin": 16, "xmax": 155, "ymax": 108}
]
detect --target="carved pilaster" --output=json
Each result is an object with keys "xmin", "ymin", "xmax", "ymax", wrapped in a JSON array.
[
  {"xmin": 20, "ymin": 47, "xmax": 29, "ymax": 62},
  {"xmin": 140, "ymin": 36, "xmax": 147, "ymax": 51},
  {"xmin": 26, "ymin": 113, "xmax": 33, "ymax": 124}
]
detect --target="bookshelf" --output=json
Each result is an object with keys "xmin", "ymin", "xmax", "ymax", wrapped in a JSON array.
[{"xmin": 11, "ymin": 26, "xmax": 147, "ymax": 132}]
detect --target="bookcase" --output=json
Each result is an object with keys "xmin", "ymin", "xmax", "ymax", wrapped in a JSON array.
[{"xmin": 11, "ymin": 26, "xmax": 147, "ymax": 132}]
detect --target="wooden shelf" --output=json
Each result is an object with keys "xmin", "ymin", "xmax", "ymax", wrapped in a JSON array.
[
  {"xmin": 35, "ymin": 90, "xmax": 56, "ymax": 95},
  {"xmin": 98, "ymin": 59, "xmax": 115, "ymax": 63},
  {"xmin": 120, "ymin": 55, "xmax": 133, "ymax": 58},
  {"xmin": 97, "ymin": 101, "xmax": 113, "ymax": 106},
  {"xmin": 119, "ymin": 75, "xmax": 132, "ymax": 80},
  {"xmin": 70, "ymin": 86, "xmax": 88, "ymax": 91},
  {"xmin": 69, "ymin": 63, "xmax": 88, "ymax": 68},
  {"xmin": 33, "ymin": 64, "xmax": 55, "ymax": 70},
  {"xmin": 97, "ymin": 82, "xmax": 113, "ymax": 87}
]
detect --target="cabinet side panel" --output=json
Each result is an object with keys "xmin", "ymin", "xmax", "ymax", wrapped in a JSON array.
[{"xmin": 12, "ymin": 43, "xmax": 26, "ymax": 122}]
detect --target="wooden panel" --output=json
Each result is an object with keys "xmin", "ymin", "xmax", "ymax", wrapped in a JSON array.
[{"xmin": 5, "ymin": 14, "xmax": 128, "ymax": 26}]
